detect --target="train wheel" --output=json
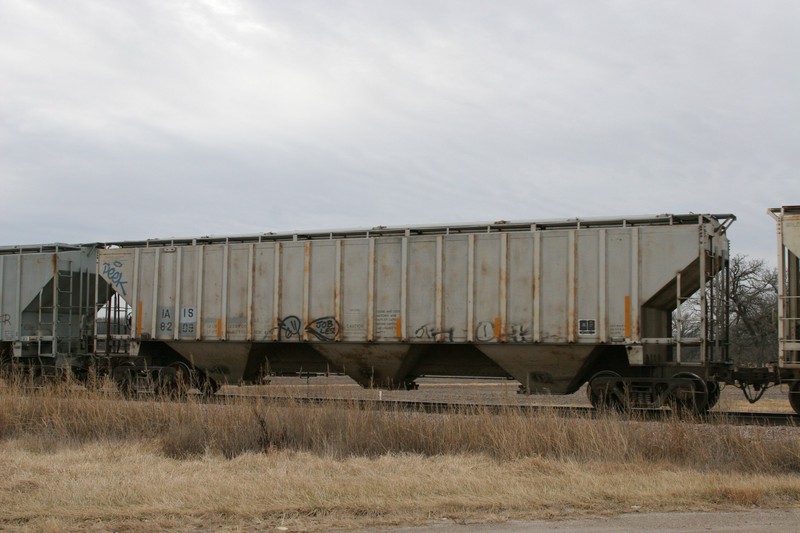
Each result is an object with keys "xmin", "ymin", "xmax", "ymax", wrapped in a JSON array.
[
  {"xmin": 170, "ymin": 363, "xmax": 193, "ymax": 399},
  {"xmin": 0, "ymin": 346, "xmax": 12, "ymax": 377},
  {"xmin": 199, "ymin": 376, "xmax": 219, "ymax": 397},
  {"xmin": 587, "ymin": 371, "xmax": 625, "ymax": 410},
  {"xmin": 706, "ymin": 381, "xmax": 721, "ymax": 411},
  {"xmin": 670, "ymin": 372, "xmax": 709, "ymax": 416},
  {"xmin": 164, "ymin": 363, "xmax": 217, "ymax": 399},
  {"xmin": 155, "ymin": 370, "xmax": 177, "ymax": 400},
  {"xmin": 402, "ymin": 380, "xmax": 419, "ymax": 391},
  {"xmin": 116, "ymin": 370, "xmax": 134, "ymax": 399},
  {"xmin": 789, "ymin": 381, "xmax": 800, "ymax": 415}
]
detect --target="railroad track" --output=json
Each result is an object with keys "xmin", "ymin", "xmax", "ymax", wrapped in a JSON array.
[
  {"xmin": 10, "ymin": 384, "xmax": 799, "ymax": 425},
  {"xmin": 214, "ymin": 393, "xmax": 800, "ymax": 427},
  {"xmin": 714, "ymin": 410, "xmax": 800, "ymax": 426}
]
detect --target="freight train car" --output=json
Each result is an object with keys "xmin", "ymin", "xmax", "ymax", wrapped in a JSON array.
[
  {"xmin": 94, "ymin": 213, "xmax": 735, "ymax": 412},
  {"xmin": 0, "ymin": 243, "xmax": 107, "ymax": 378},
  {"xmin": 3, "ymin": 208, "xmax": 799, "ymax": 415},
  {"xmin": 770, "ymin": 206, "xmax": 800, "ymax": 411}
]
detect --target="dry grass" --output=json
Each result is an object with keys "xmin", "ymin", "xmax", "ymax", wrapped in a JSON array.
[
  {"xmin": 2, "ymin": 377, "xmax": 800, "ymax": 531},
  {"xmin": 5, "ymin": 443, "xmax": 800, "ymax": 532}
]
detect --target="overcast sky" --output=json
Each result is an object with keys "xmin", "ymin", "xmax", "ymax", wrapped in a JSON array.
[{"xmin": 1, "ymin": 1, "xmax": 797, "ymax": 261}]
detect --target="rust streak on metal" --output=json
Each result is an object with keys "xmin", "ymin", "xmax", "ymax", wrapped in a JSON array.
[
  {"xmin": 435, "ymin": 235, "xmax": 443, "ymax": 341},
  {"xmin": 334, "ymin": 240, "xmax": 342, "ymax": 341},
  {"xmin": 272, "ymin": 242, "xmax": 281, "ymax": 341},
  {"xmin": 137, "ymin": 301, "xmax": 143, "ymax": 337},
  {"xmin": 499, "ymin": 233, "xmax": 508, "ymax": 342},
  {"xmin": 624, "ymin": 295, "xmax": 631, "ymax": 338},
  {"xmin": 568, "ymin": 230, "xmax": 577, "ymax": 343},
  {"xmin": 303, "ymin": 241, "xmax": 311, "ymax": 342},
  {"xmin": 367, "ymin": 238, "xmax": 375, "ymax": 341},
  {"xmin": 247, "ymin": 244, "xmax": 255, "ymax": 341}
]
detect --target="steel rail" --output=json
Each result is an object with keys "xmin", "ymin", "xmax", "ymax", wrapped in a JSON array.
[{"xmin": 212, "ymin": 393, "xmax": 800, "ymax": 427}]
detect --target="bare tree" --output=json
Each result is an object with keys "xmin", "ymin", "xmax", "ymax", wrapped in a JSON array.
[
  {"xmin": 673, "ymin": 254, "xmax": 777, "ymax": 365},
  {"xmin": 727, "ymin": 254, "xmax": 778, "ymax": 365}
]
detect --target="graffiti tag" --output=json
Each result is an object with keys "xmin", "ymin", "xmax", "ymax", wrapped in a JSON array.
[
  {"xmin": 475, "ymin": 321, "xmax": 495, "ymax": 342},
  {"xmin": 305, "ymin": 316, "xmax": 340, "ymax": 341},
  {"xmin": 102, "ymin": 261, "xmax": 128, "ymax": 297},
  {"xmin": 476, "ymin": 322, "xmax": 529, "ymax": 342},
  {"xmin": 414, "ymin": 324, "xmax": 454, "ymax": 342},
  {"xmin": 1, "ymin": 314, "xmax": 10, "ymax": 326},
  {"xmin": 274, "ymin": 316, "xmax": 340, "ymax": 341},
  {"xmin": 508, "ymin": 324, "xmax": 530, "ymax": 343},
  {"xmin": 276, "ymin": 316, "xmax": 303, "ymax": 340}
]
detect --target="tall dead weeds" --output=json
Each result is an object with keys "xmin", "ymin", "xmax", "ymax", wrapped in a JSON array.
[{"xmin": 2, "ymin": 379, "xmax": 800, "ymax": 473}]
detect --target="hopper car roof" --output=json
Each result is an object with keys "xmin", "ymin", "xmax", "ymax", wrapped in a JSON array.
[
  {"xmin": 0, "ymin": 243, "xmax": 101, "ymax": 255},
  {"xmin": 0, "ymin": 213, "xmax": 735, "ymax": 252},
  {"xmin": 769, "ymin": 205, "xmax": 800, "ymax": 217},
  {"xmin": 107, "ymin": 213, "xmax": 735, "ymax": 248}
]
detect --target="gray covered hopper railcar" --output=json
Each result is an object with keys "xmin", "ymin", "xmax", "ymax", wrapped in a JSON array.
[
  {"xmin": 770, "ymin": 206, "xmax": 800, "ymax": 411},
  {"xmin": 97, "ymin": 213, "xmax": 734, "ymax": 407},
  {"xmin": 0, "ymin": 243, "xmax": 107, "ymax": 377}
]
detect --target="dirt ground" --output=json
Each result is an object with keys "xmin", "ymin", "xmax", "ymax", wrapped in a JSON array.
[{"xmin": 379, "ymin": 509, "xmax": 800, "ymax": 533}]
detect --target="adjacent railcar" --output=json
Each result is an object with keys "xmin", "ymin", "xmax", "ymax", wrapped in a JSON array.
[
  {"xmin": 770, "ymin": 206, "xmax": 800, "ymax": 410},
  {"xmin": 96, "ymin": 213, "xmax": 734, "ymax": 409},
  {"xmin": 0, "ymin": 243, "xmax": 105, "ymax": 377}
]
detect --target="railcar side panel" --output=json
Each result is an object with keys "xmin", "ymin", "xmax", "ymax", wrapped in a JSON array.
[
  {"xmin": 98, "ymin": 215, "xmax": 731, "ymax": 391},
  {"xmin": 0, "ymin": 245, "xmax": 102, "ymax": 373}
]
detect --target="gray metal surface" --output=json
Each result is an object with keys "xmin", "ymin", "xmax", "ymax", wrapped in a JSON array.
[
  {"xmin": 97, "ymin": 214, "xmax": 733, "ymax": 392},
  {"xmin": 770, "ymin": 206, "xmax": 800, "ymax": 368},
  {"xmin": 0, "ymin": 244, "xmax": 102, "ymax": 369}
]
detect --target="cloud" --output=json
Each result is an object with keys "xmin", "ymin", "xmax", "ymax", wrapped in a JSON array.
[{"xmin": 0, "ymin": 1, "xmax": 798, "ymax": 261}]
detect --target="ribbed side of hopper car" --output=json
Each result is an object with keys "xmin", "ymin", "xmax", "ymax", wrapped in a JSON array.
[{"xmin": 95, "ymin": 213, "xmax": 735, "ymax": 412}]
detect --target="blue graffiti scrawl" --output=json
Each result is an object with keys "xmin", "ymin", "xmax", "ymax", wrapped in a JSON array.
[{"xmin": 102, "ymin": 261, "xmax": 128, "ymax": 297}]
